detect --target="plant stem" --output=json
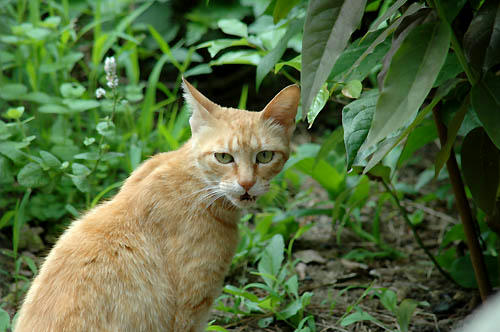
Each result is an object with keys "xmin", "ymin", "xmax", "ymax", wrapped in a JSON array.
[
  {"xmin": 432, "ymin": 108, "xmax": 492, "ymax": 301},
  {"xmin": 380, "ymin": 180, "xmax": 458, "ymax": 286},
  {"xmin": 280, "ymin": 69, "xmax": 298, "ymax": 84},
  {"xmin": 88, "ymin": 87, "xmax": 118, "ymax": 206}
]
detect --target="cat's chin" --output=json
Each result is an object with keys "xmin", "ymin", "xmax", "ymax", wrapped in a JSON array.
[{"xmin": 226, "ymin": 194, "xmax": 258, "ymax": 209}]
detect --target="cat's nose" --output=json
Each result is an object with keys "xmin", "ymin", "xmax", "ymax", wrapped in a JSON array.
[{"xmin": 238, "ymin": 180, "xmax": 255, "ymax": 192}]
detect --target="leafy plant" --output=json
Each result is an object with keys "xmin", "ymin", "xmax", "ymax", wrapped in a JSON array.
[
  {"xmin": 213, "ymin": 232, "xmax": 316, "ymax": 331},
  {"xmin": 340, "ymin": 288, "xmax": 427, "ymax": 332},
  {"xmin": 298, "ymin": 0, "xmax": 500, "ymax": 299}
]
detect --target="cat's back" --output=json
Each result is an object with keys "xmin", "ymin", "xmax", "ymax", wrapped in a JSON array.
[{"xmin": 15, "ymin": 153, "xmax": 183, "ymax": 332}]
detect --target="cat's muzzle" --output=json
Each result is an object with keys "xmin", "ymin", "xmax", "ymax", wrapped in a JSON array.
[{"xmin": 240, "ymin": 193, "xmax": 256, "ymax": 202}]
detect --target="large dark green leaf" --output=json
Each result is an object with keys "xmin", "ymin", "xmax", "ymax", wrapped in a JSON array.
[
  {"xmin": 433, "ymin": 52, "xmax": 464, "ymax": 87},
  {"xmin": 463, "ymin": 0, "xmax": 500, "ymax": 75},
  {"xmin": 461, "ymin": 127, "xmax": 500, "ymax": 215},
  {"xmin": 362, "ymin": 78, "xmax": 459, "ymax": 173},
  {"xmin": 301, "ymin": 0, "xmax": 367, "ymax": 114},
  {"xmin": 329, "ymin": 28, "xmax": 391, "ymax": 82},
  {"xmin": 256, "ymin": 17, "xmax": 303, "ymax": 90},
  {"xmin": 363, "ymin": 20, "xmax": 450, "ymax": 150},
  {"xmin": 440, "ymin": 0, "xmax": 467, "ymax": 23},
  {"xmin": 342, "ymin": 90, "xmax": 378, "ymax": 169},
  {"xmin": 450, "ymin": 254, "xmax": 499, "ymax": 288},
  {"xmin": 377, "ymin": 8, "xmax": 433, "ymax": 88},
  {"xmin": 458, "ymin": 104, "xmax": 482, "ymax": 137},
  {"xmin": 471, "ymin": 74, "xmax": 500, "ymax": 149},
  {"xmin": 342, "ymin": 3, "xmax": 423, "ymax": 85}
]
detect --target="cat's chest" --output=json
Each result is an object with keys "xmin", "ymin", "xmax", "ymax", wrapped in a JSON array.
[
  {"xmin": 178, "ymin": 214, "xmax": 238, "ymax": 264},
  {"xmin": 152, "ymin": 211, "xmax": 239, "ymax": 276}
]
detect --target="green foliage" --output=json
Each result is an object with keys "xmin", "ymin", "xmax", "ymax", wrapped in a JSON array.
[
  {"xmin": 0, "ymin": 308, "xmax": 10, "ymax": 331},
  {"xmin": 363, "ymin": 20, "xmax": 450, "ymax": 153},
  {"xmin": 297, "ymin": 0, "xmax": 500, "ymax": 292},
  {"xmin": 301, "ymin": 0, "xmax": 367, "ymax": 112},
  {"xmin": 461, "ymin": 128, "xmax": 500, "ymax": 215},
  {"xmin": 471, "ymin": 74, "xmax": 500, "ymax": 149},
  {"xmin": 214, "ymin": 232, "xmax": 315, "ymax": 331},
  {"xmin": 339, "ymin": 288, "xmax": 426, "ymax": 332}
]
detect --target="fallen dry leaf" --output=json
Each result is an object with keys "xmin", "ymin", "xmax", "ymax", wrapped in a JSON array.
[{"xmin": 294, "ymin": 249, "xmax": 327, "ymax": 264}]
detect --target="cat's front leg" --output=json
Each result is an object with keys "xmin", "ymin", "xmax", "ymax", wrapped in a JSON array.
[{"xmin": 172, "ymin": 295, "xmax": 214, "ymax": 332}]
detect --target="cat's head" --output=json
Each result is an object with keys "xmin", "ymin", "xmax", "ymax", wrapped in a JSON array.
[{"xmin": 182, "ymin": 78, "xmax": 300, "ymax": 208}]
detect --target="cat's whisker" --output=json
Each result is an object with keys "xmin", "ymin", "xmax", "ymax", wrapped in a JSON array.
[
  {"xmin": 197, "ymin": 189, "xmax": 222, "ymax": 203},
  {"xmin": 206, "ymin": 192, "xmax": 227, "ymax": 210},
  {"xmin": 184, "ymin": 188, "xmax": 223, "ymax": 216},
  {"xmin": 172, "ymin": 185, "xmax": 220, "ymax": 204}
]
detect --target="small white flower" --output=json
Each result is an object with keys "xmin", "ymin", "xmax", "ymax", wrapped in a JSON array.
[
  {"xmin": 104, "ymin": 56, "xmax": 118, "ymax": 89},
  {"xmin": 95, "ymin": 87, "xmax": 106, "ymax": 99},
  {"xmin": 106, "ymin": 77, "xmax": 118, "ymax": 89},
  {"xmin": 104, "ymin": 57, "xmax": 116, "ymax": 76}
]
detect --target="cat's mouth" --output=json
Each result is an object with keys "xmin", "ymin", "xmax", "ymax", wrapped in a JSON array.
[{"xmin": 239, "ymin": 193, "xmax": 256, "ymax": 202}]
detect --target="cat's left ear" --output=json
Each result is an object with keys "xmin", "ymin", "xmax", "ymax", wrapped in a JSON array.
[
  {"xmin": 261, "ymin": 84, "xmax": 300, "ymax": 137},
  {"xmin": 182, "ymin": 77, "xmax": 219, "ymax": 134}
]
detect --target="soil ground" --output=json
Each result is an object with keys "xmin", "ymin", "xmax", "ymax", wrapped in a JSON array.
[{"xmin": 215, "ymin": 193, "xmax": 478, "ymax": 332}]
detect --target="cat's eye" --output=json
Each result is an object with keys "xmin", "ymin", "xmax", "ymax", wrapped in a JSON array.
[
  {"xmin": 214, "ymin": 152, "xmax": 234, "ymax": 164},
  {"xmin": 256, "ymin": 151, "xmax": 274, "ymax": 164}
]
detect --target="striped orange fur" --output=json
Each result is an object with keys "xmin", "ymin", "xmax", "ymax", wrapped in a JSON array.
[{"xmin": 15, "ymin": 78, "xmax": 300, "ymax": 332}]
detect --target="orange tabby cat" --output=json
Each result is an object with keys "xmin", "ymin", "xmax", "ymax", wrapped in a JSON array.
[{"xmin": 15, "ymin": 78, "xmax": 300, "ymax": 332}]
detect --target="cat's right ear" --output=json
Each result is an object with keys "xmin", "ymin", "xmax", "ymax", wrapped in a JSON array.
[
  {"xmin": 182, "ymin": 77, "xmax": 218, "ymax": 134},
  {"xmin": 260, "ymin": 84, "xmax": 300, "ymax": 137}
]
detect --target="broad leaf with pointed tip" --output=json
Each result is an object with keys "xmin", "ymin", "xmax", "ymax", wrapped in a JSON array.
[
  {"xmin": 461, "ymin": 127, "xmax": 500, "ymax": 215},
  {"xmin": 258, "ymin": 234, "xmax": 284, "ymax": 288},
  {"xmin": 363, "ymin": 20, "xmax": 450, "ymax": 150},
  {"xmin": 471, "ymin": 73, "xmax": 500, "ymax": 149},
  {"xmin": 301, "ymin": 0, "xmax": 367, "ymax": 115},
  {"xmin": 342, "ymin": 90, "xmax": 378, "ymax": 170},
  {"xmin": 306, "ymin": 84, "xmax": 329, "ymax": 128},
  {"xmin": 18, "ymin": 163, "xmax": 49, "ymax": 188},
  {"xmin": 463, "ymin": 0, "xmax": 500, "ymax": 75}
]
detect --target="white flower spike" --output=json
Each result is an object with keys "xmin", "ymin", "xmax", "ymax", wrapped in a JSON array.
[{"xmin": 104, "ymin": 56, "xmax": 118, "ymax": 89}]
